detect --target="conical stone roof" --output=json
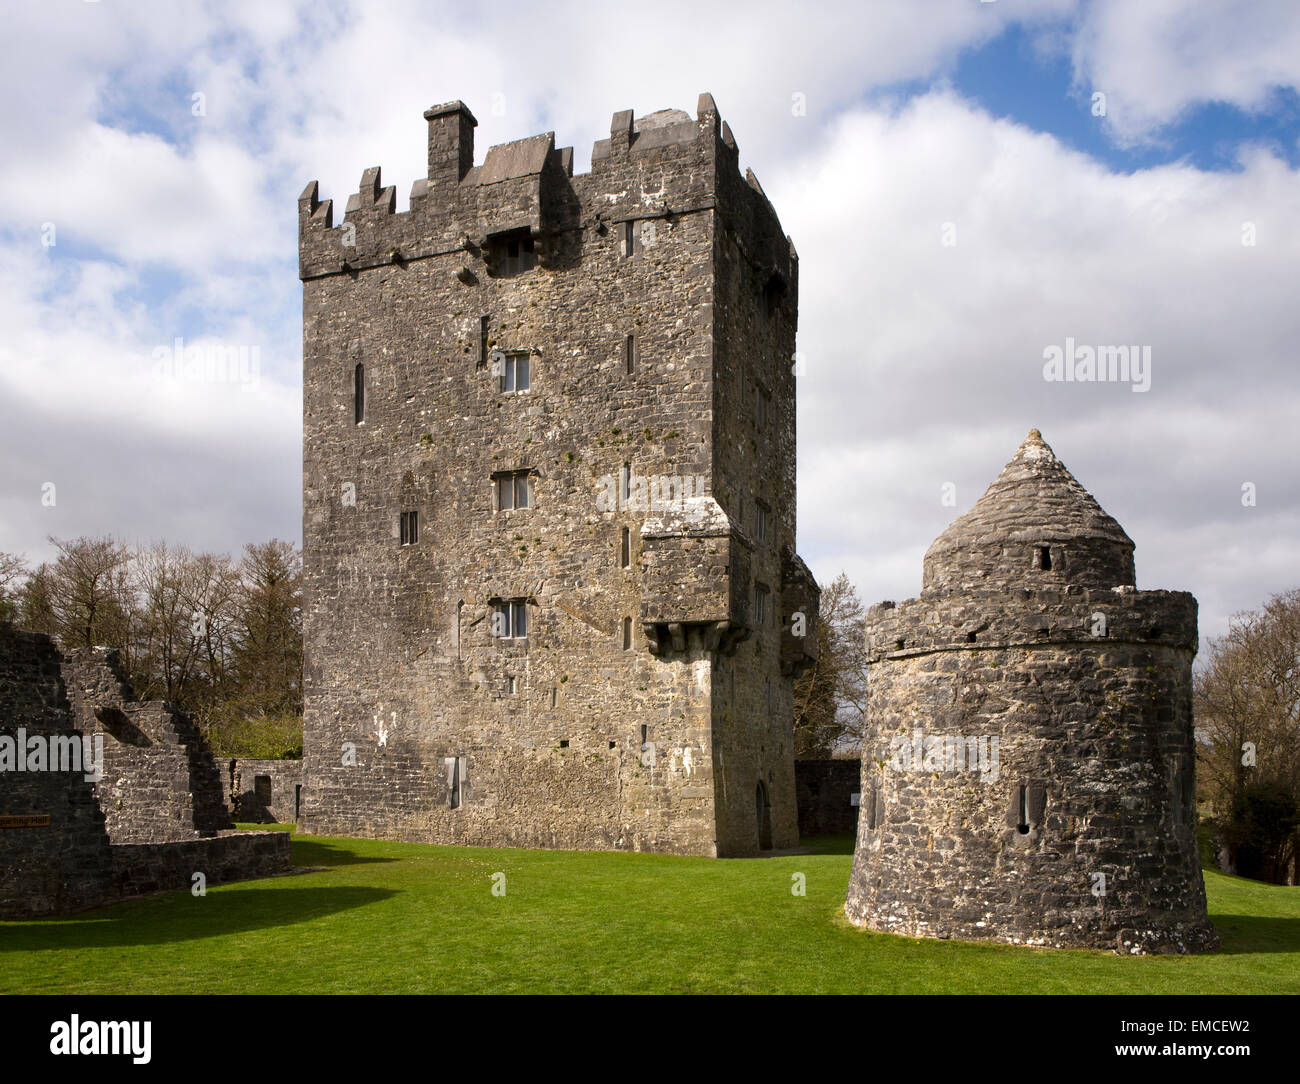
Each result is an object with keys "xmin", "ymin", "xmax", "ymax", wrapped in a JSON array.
[{"xmin": 922, "ymin": 429, "xmax": 1136, "ymax": 592}]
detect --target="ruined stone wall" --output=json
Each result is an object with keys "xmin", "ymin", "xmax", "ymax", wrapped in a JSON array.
[
  {"xmin": 0, "ymin": 627, "xmax": 290, "ymax": 919},
  {"xmin": 795, "ymin": 759, "xmax": 860, "ymax": 836},
  {"xmin": 0, "ymin": 626, "xmax": 113, "ymax": 918},
  {"xmin": 225, "ymin": 758, "xmax": 303, "ymax": 824},
  {"xmin": 846, "ymin": 587, "xmax": 1217, "ymax": 953},
  {"xmin": 299, "ymin": 96, "xmax": 813, "ymax": 855},
  {"xmin": 58, "ymin": 647, "xmax": 231, "ymax": 841},
  {"xmin": 111, "ymin": 831, "xmax": 291, "ymax": 899}
]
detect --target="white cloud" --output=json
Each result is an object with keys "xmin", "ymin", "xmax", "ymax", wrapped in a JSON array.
[
  {"xmin": 1070, "ymin": 0, "xmax": 1300, "ymax": 143},
  {"xmin": 1, "ymin": 0, "xmax": 1298, "ymax": 648},
  {"xmin": 774, "ymin": 91, "xmax": 1300, "ymax": 639}
]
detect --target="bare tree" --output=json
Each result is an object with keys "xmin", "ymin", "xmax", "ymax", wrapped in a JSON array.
[
  {"xmin": 793, "ymin": 572, "xmax": 867, "ymax": 758},
  {"xmin": 42, "ymin": 536, "xmax": 134, "ymax": 654},
  {"xmin": 0, "ymin": 551, "xmax": 27, "ymax": 623}
]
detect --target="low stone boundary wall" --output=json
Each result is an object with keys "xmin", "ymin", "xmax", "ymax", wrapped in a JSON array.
[{"xmin": 111, "ymin": 830, "xmax": 293, "ymax": 899}]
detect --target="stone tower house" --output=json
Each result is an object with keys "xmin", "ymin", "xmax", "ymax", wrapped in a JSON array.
[
  {"xmin": 845, "ymin": 430, "xmax": 1217, "ymax": 952},
  {"xmin": 297, "ymin": 95, "xmax": 818, "ymax": 856}
]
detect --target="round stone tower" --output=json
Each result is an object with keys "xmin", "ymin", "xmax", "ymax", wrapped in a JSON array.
[{"xmin": 844, "ymin": 430, "xmax": 1218, "ymax": 953}]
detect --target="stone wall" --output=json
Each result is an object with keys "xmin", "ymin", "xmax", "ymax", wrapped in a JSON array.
[
  {"xmin": 0, "ymin": 626, "xmax": 292, "ymax": 919},
  {"xmin": 224, "ymin": 759, "xmax": 304, "ymax": 824},
  {"xmin": 111, "ymin": 831, "xmax": 292, "ymax": 899},
  {"xmin": 795, "ymin": 759, "xmax": 860, "ymax": 836},
  {"xmin": 299, "ymin": 95, "xmax": 816, "ymax": 856},
  {"xmin": 0, "ymin": 626, "xmax": 113, "ymax": 918},
  {"xmin": 846, "ymin": 586, "xmax": 1217, "ymax": 953},
  {"xmin": 58, "ymin": 647, "xmax": 231, "ymax": 841}
]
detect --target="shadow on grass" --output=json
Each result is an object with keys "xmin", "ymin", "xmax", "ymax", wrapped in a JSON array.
[
  {"xmin": 289, "ymin": 838, "xmax": 401, "ymax": 867},
  {"xmin": 1207, "ymin": 913, "xmax": 1300, "ymax": 955},
  {"xmin": 0, "ymin": 885, "xmax": 396, "ymax": 951}
]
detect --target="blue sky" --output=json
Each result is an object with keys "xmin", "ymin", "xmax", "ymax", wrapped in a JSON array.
[{"xmin": 2, "ymin": 0, "xmax": 1299, "ymax": 647}]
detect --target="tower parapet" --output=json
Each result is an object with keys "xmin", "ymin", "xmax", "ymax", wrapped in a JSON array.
[{"xmin": 299, "ymin": 92, "xmax": 795, "ymax": 295}]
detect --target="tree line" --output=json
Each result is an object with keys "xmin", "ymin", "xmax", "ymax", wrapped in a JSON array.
[
  {"xmin": 4, "ymin": 539, "xmax": 1296, "ymax": 881},
  {"xmin": 0, "ymin": 537, "xmax": 302, "ymax": 758}
]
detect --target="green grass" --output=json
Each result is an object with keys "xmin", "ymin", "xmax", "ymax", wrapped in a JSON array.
[{"xmin": 3, "ymin": 830, "xmax": 1297, "ymax": 994}]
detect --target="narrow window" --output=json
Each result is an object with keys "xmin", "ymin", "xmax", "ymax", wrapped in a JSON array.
[
  {"xmin": 621, "ymin": 462, "xmax": 631, "ymax": 506},
  {"xmin": 478, "ymin": 315, "xmax": 489, "ymax": 369},
  {"xmin": 640, "ymin": 724, "xmax": 648, "ymax": 748},
  {"xmin": 508, "ymin": 675, "xmax": 517, "ymax": 695},
  {"xmin": 354, "ymin": 363, "xmax": 365, "ymax": 424},
  {"xmin": 623, "ymin": 220, "xmax": 635, "ymax": 257},
  {"xmin": 1038, "ymin": 546, "xmax": 1052, "ymax": 570},
  {"xmin": 500, "ymin": 351, "xmax": 530, "ymax": 393},
  {"xmin": 1017, "ymin": 785, "xmax": 1029, "ymax": 834},
  {"xmin": 754, "ymin": 585, "xmax": 768, "ymax": 625},
  {"xmin": 624, "ymin": 333, "xmax": 635, "ymax": 374},
  {"xmin": 551, "ymin": 686, "xmax": 557, "ymax": 708},
  {"xmin": 755, "ymin": 503, "xmax": 768, "ymax": 543},
  {"xmin": 446, "ymin": 756, "xmax": 466, "ymax": 809},
  {"xmin": 400, "ymin": 511, "xmax": 419, "ymax": 546},
  {"xmin": 511, "ymin": 600, "xmax": 527, "ymax": 639},
  {"xmin": 622, "ymin": 617, "xmax": 632, "ymax": 651},
  {"xmin": 763, "ymin": 276, "xmax": 785, "ymax": 316},
  {"xmin": 620, "ymin": 527, "xmax": 630, "ymax": 568}
]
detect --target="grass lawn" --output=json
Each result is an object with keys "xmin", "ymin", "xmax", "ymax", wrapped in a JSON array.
[{"xmin": 2, "ymin": 829, "xmax": 1297, "ymax": 994}]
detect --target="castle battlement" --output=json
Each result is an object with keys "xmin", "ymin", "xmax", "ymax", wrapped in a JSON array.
[
  {"xmin": 298, "ymin": 93, "xmax": 795, "ymax": 292},
  {"xmin": 865, "ymin": 585, "xmax": 1197, "ymax": 662}
]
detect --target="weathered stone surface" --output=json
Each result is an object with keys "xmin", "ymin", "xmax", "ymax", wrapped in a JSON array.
[
  {"xmin": 223, "ymin": 758, "xmax": 303, "ymax": 824},
  {"xmin": 298, "ymin": 95, "xmax": 818, "ymax": 856},
  {"xmin": 58, "ymin": 646, "xmax": 231, "ymax": 842},
  {"xmin": 0, "ymin": 626, "xmax": 113, "ymax": 917},
  {"xmin": 845, "ymin": 431, "xmax": 1218, "ymax": 953},
  {"xmin": 0, "ymin": 625, "xmax": 291, "ymax": 918}
]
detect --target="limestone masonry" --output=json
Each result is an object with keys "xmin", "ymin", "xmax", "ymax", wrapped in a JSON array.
[
  {"xmin": 298, "ymin": 95, "xmax": 819, "ymax": 855},
  {"xmin": 0, "ymin": 626, "xmax": 291, "ymax": 918},
  {"xmin": 845, "ymin": 430, "xmax": 1218, "ymax": 953}
]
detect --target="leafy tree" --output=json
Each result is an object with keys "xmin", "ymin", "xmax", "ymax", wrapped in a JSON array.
[
  {"xmin": 230, "ymin": 539, "xmax": 303, "ymax": 719},
  {"xmin": 1196, "ymin": 588, "xmax": 1300, "ymax": 884}
]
